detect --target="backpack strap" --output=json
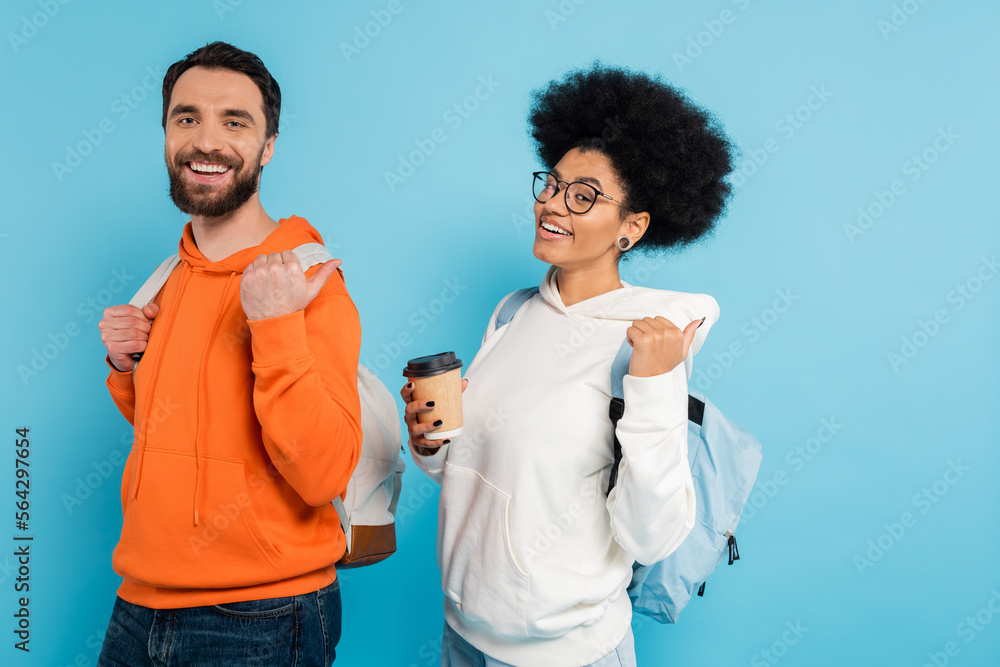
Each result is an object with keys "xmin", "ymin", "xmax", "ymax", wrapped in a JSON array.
[
  {"xmin": 129, "ymin": 254, "xmax": 182, "ymax": 308},
  {"xmin": 292, "ymin": 242, "xmax": 334, "ymax": 270},
  {"xmin": 610, "ymin": 340, "xmax": 633, "ymax": 401},
  {"xmin": 331, "ymin": 495, "xmax": 352, "ymax": 552},
  {"xmin": 128, "ymin": 243, "xmax": 336, "ymax": 308},
  {"xmin": 607, "ymin": 340, "xmax": 632, "ymax": 493},
  {"xmin": 606, "ymin": 340, "xmax": 705, "ymax": 493},
  {"xmin": 127, "ymin": 244, "xmax": 337, "ymax": 361},
  {"xmin": 494, "ymin": 287, "xmax": 540, "ymax": 330}
]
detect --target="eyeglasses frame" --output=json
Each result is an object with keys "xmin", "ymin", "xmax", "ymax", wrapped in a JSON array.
[{"xmin": 532, "ymin": 171, "xmax": 636, "ymax": 215}]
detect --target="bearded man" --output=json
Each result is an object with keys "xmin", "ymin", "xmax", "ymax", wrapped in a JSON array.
[{"xmin": 96, "ymin": 41, "xmax": 360, "ymax": 666}]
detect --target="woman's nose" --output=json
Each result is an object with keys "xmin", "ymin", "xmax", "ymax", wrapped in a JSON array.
[{"xmin": 542, "ymin": 183, "xmax": 569, "ymax": 215}]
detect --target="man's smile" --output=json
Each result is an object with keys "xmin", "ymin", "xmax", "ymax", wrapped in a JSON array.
[{"xmin": 184, "ymin": 160, "xmax": 235, "ymax": 184}]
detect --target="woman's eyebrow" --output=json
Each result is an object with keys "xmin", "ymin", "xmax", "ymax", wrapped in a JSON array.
[{"xmin": 550, "ymin": 168, "xmax": 603, "ymax": 189}]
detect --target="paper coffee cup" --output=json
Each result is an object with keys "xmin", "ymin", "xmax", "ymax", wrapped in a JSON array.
[{"xmin": 403, "ymin": 352, "xmax": 464, "ymax": 440}]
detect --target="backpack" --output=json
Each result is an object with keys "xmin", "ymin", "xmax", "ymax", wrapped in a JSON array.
[
  {"xmin": 128, "ymin": 243, "xmax": 404, "ymax": 569},
  {"xmin": 494, "ymin": 287, "xmax": 763, "ymax": 623}
]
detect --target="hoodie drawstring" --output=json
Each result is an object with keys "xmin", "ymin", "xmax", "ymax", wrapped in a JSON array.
[
  {"xmin": 129, "ymin": 266, "xmax": 191, "ymax": 502},
  {"xmin": 191, "ymin": 272, "xmax": 239, "ymax": 526}
]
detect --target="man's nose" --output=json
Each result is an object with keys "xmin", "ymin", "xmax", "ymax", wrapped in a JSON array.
[{"xmin": 192, "ymin": 122, "xmax": 224, "ymax": 154}]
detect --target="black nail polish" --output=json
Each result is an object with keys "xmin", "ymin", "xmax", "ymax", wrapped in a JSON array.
[
  {"xmin": 426, "ymin": 401, "xmax": 435, "ymax": 408},
  {"xmin": 442, "ymin": 439, "xmax": 451, "ymax": 445},
  {"xmin": 433, "ymin": 420, "xmax": 443, "ymax": 427},
  {"xmin": 407, "ymin": 382, "xmax": 413, "ymax": 388},
  {"xmin": 697, "ymin": 317, "xmax": 706, "ymax": 328}
]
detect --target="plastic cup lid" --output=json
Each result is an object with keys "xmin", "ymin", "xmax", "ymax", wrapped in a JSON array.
[{"xmin": 403, "ymin": 352, "xmax": 463, "ymax": 378}]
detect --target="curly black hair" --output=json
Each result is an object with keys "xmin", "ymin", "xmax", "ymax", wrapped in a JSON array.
[{"xmin": 528, "ymin": 63, "xmax": 734, "ymax": 252}]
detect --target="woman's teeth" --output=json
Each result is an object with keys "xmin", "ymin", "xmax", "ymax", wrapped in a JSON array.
[{"xmin": 541, "ymin": 221, "xmax": 571, "ymax": 236}]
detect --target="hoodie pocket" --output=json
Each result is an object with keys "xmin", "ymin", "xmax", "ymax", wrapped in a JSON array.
[
  {"xmin": 113, "ymin": 448, "xmax": 284, "ymax": 589},
  {"xmin": 439, "ymin": 463, "xmax": 530, "ymax": 638}
]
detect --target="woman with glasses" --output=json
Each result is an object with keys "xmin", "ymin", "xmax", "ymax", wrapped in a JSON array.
[{"xmin": 403, "ymin": 64, "xmax": 735, "ymax": 666}]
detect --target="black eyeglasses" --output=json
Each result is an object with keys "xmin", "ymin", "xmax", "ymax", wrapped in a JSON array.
[{"xmin": 532, "ymin": 171, "xmax": 635, "ymax": 215}]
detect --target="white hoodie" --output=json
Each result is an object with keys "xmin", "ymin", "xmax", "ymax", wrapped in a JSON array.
[{"xmin": 413, "ymin": 267, "xmax": 718, "ymax": 666}]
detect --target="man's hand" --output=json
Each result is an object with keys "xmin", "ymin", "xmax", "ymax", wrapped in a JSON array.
[
  {"xmin": 626, "ymin": 316, "xmax": 704, "ymax": 378},
  {"xmin": 99, "ymin": 303, "xmax": 159, "ymax": 372},
  {"xmin": 240, "ymin": 251, "xmax": 342, "ymax": 320}
]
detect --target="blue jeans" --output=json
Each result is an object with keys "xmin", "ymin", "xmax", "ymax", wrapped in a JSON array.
[
  {"xmin": 441, "ymin": 621, "xmax": 636, "ymax": 667},
  {"xmin": 98, "ymin": 580, "xmax": 341, "ymax": 666}
]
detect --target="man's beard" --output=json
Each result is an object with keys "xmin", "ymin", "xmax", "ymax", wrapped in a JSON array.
[{"xmin": 167, "ymin": 148, "xmax": 263, "ymax": 218}]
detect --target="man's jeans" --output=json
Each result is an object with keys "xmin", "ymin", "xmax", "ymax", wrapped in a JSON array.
[{"xmin": 98, "ymin": 580, "xmax": 341, "ymax": 666}]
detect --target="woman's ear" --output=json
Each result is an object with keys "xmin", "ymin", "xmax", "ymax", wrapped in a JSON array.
[{"xmin": 622, "ymin": 212, "xmax": 650, "ymax": 247}]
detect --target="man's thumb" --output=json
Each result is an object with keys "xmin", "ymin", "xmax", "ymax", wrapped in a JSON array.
[
  {"xmin": 306, "ymin": 259, "xmax": 343, "ymax": 300},
  {"xmin": 142, "ymin": 303, "xmax": 160, "ymax": 320}
]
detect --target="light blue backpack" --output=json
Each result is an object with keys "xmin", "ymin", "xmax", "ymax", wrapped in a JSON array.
[{"xmin": 495, "ymin": 287, "xmax": 763, "ymax": 623}]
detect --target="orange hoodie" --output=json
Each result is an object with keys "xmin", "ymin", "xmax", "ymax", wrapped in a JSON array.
[{"xmin": 105, "ymin": 216, "xmax": 362, "ymax": 609}]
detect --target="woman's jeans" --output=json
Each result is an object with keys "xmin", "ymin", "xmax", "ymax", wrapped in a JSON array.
[
  {"xmin": 98, "ymin": 580, "xmax": 341, "ymax": 666},
  {"xmin": 441, "ymin": 621, "xmax": 637, "ymax": 667}
]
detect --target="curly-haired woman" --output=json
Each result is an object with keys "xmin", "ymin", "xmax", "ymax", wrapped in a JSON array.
[{"xmin": 403, "ymin": 64, "xmax": 735, "ymax": 667}]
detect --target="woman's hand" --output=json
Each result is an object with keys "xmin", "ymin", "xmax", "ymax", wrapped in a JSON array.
[
  {"xmin": 401, "ymin": 379, "xmax": 469, "ymax": 454},
  {"xmin": 626, "ymin": 316, "xmax": 704, "ymax": 378}
]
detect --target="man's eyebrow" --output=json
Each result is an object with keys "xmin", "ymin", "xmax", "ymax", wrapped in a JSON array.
[
  {"xmin": 169, "ymin": 104, "xmax": 199, "ymax": 118},
  {"xmin": 168, "ymin": 105, "xmax": 256, "ymax": 125},
  {"xmin": 222, "ymin": 108, "xmax": 256, "ymax": 124}
]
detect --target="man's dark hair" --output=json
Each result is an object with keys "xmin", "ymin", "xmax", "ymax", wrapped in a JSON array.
[
  {"xmin": 529, "ymin": 63, "xmax": 735, "ymax": 253},
  {"xmin": 161, "ymin": 41, "xmax": 281, "ymax": 138}
]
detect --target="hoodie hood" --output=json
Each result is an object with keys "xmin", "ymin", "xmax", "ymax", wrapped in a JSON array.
[
  {"xmin": 538, "ymin": 266, "xmax": 720, "ymax": 377},
  {"xmin": 178, "ymin": 215, "xmax": 323, "ymax": 273}
]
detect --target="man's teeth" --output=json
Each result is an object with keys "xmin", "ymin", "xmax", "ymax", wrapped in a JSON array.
[
  {"xmin": 541, "ymin": 221, "xmax": 572, "ymax": 236},
  {"xmin": 190, "ymin": 162, "xmax": 230, "ymax": 174}
]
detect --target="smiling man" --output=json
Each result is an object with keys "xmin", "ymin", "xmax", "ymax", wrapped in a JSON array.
[{"xmin": 96, "ymin": 42, "xmax": 361, "ymax": 666}]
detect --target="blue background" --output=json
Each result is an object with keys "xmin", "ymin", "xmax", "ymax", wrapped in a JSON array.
[{"xmin": 1, "ymin": 0, "xmax": 998, "ymax": 665}]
